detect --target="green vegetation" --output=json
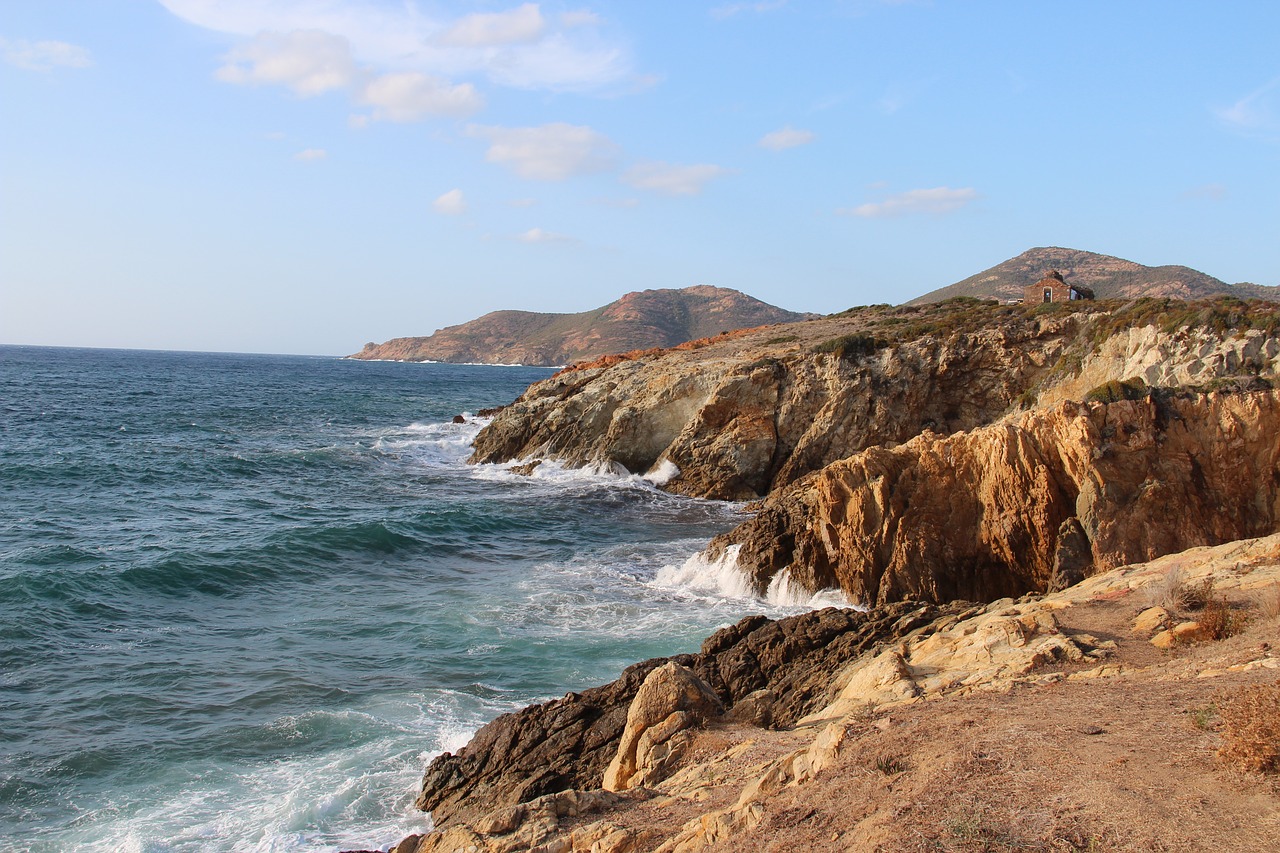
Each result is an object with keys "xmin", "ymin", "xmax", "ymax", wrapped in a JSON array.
[
  {"xmin": 1084, "ymin": 377, "xmax": 1148, "ymax": 404},
  {"xmin": 813, "ymin": 332, "xmax": 886, "ymax": 360},
  {"xmin": 762, "ymin": 334, "xmax": 799, "ymax": 345}
]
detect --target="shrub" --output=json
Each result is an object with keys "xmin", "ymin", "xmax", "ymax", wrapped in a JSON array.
[
  {"xmin": 812, "ymin": 333, "xmax": 885, "ymax": 360},
  {"xmin": 1216, "ymin": 680, "xmax": 1280, "ymax": 772},
  {"xmin": 1198, "ymin": 596, "xmax": 1248, "ymax": 640},
  {"xmin": 873, "ymin": 754, "xmax": 907, "ymax": 775},
  {"xmin": 1084, "ymin": 377, "xmax": 1148, "ymax": 404},
  {"xmin": 762, "ymin": 335, "xmax": 798, "ymax": 345}
]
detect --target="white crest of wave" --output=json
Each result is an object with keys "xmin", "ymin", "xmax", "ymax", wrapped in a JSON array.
[
  {"xmin": 652, "ymin": 544, "xmax": 755, "ymax": 599},
  {"xmin": 652, "ymin": 545, "xmax": 853, "ymax": 611},
  {"xmin": 643, "ymin": 458, "xmax": 680, "ymax": 486}
]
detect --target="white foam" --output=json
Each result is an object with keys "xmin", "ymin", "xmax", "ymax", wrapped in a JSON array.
[
  {"xmin": 651, "ymin": 545, "xmax": 756, "ymax": 600},
  {"xmin": 643, "ymin": 459, "xmax": 680, "ymax": 486},
  {"xmin": 651, "ymin": 546, "xmax": 853, "ymax": 611}
]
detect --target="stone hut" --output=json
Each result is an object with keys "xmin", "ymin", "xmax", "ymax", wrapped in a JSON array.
[{"xmin": 1024, "ymin": 270, "xmax": 1094, "ymax": 304}]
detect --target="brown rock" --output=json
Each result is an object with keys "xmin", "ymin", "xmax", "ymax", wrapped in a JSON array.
[
  {"xmin": 414, "ymin": 601, "xmax": 968, "ymax": 828},
  {"xmin": 602, "ymin": 663, "xmax": 722, "ymax": 792},
  {"xmin": 1132, "ymin": 606, "xmax": 1172, "ymax": 634},
  {"xmin": 713, "ymin": 391, "xmax": 1280, "ymax": 605}
]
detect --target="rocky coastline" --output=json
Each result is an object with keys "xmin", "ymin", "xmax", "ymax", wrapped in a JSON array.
[{"xmin": 358, "ymin": 296, "xmax": 1280, "ymax": 852}]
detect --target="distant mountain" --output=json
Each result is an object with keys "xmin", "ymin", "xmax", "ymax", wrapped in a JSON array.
[
  {"xmin": 908, "ymin": 247, "xmax": 1280, "ymax": 305},
  {"xmin": 349, "ymin": 285, "xmax": 815, "ymax": 366}
]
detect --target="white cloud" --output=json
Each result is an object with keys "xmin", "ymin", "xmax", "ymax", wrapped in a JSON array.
[
  {"xmin": 839, "ymin": 186, "xmax": 977, "ymax": 218},
  {"xmin": 216, "ymin": 30, "xmax": 355, "ymax": 95},
  {"xmin": 1217, "ymin": 77, "xmax": 1280, "ymax": 139},
  {"xmin": 294, "ymin": 148, "xmax": 327, "ymax": 161},
  {"xmin": 439, "ymin": 3, "xmax": 544, "ymax": 47},
  {"xmin": 159, "ymin": 0, "xmax": 634, "ymax": 93},
  {"xmin": 469, "ymin": 123, "xmax": 619, "ymax": 180},
  {"xmin": 561, "ymin": 10, "xmax": 602, "ymax": 27},
  {"xmin": 623, "ymin": 161, "xmax": 729, "ymax": 196},
  {"xmin": 758, "ymin": 126, "xmax": 815, "ymax": 151},
  {"xmin": 0, "ymin": 37, "xmax": 92, "ymax": 71},
  {"xmin": 359, "ymin": 71, "xmax": 483, "ymax": 121},
  {"xmin": 508, "ymin": 197, "xmax": 538, "ymax": 207},
  {"xmin": 517, "ymin": 227, "xmax": 576, "ymax": 243},
  {"xmin": 433, "ymin": 188, "xmax": 467, "ymax": 215}
]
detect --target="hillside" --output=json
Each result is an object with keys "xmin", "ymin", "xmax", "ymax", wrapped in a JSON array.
[
  {"xmin": 909, "ymin": 246, "xmax": 1280, "ymax": 304},
  {"xmin": 348, "ymin": 285, "xmax": 814, "ymax": 366}
]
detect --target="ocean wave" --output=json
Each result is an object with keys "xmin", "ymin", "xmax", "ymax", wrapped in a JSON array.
[{"xmin": 651, "ymin": 546, "xmax": 853, "ymax": 611}]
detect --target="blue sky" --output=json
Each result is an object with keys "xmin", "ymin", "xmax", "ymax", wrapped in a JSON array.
[{"xmin": 2, "ymin": 1, "xmax": 1278, "ymax": 355}]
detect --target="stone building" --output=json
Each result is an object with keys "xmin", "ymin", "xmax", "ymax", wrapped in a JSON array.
[{"xmin": 1024, "ymin": 270, "xmax": 1094, "ymax": 304}]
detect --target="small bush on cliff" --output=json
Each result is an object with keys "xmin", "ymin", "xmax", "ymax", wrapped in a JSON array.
[
  {"xmin": 1084, "ymin": 377, "xmax": 1148, "ymax": 404},
  {"xmin": 1216, "ymin": 680, "xmax": 1280, "ymax": 773},
  {"xmin": 813, "ymin": 333, "xmax": 885, "ymax": 360},
  {"xmin": 1198, "ymin": 596, "xmax": 1248, "ymax": 640}
]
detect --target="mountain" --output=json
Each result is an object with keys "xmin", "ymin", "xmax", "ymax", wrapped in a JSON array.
[
  {"xmin": 908, "ymin": 246, "xmax": 1280, "ymax": 304},
  {"xmin": 348, "ymin": 285, "xmax": 815, "ymax": 366}
]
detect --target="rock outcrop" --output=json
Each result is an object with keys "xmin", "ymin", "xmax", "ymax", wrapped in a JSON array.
[
  {"xmin": 472, "ymin": 299, "xmax": 1280, "ymax": 501},
  {"xmin": 713, "ymin": 389, "xmax": 1280, "ymax": 605},
  {"xmin": 414, "ymin": 601, "xmax": 970, "ymax": 827},
  {"xmin": 348, "ymin": 285, "xmax": 813, "ymax": 366},
  {"xmin": 602, "ymin": 662, "xmax": 722, "ymax": 792}
]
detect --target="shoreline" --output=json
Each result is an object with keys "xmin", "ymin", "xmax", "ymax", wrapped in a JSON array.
[{"xmin": 367, "ymin": 533, "xmax": 1280, "ymax": 853}]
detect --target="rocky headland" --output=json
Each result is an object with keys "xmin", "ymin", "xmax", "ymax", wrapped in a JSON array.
[
  {"xmin": 909, "ymin": 246, "xmax": 1280, "ymax": 305},
  {"xmin": 361, "ymin": 294, "xmax": 1280, "ymax": 852},
  {"xmin": 348, "ymin": 286, "xmax": 813, "ymax": 366}
]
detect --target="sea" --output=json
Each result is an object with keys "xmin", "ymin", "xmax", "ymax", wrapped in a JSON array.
[{"xmin": 0, "ymin": 346, "xmax": 843, "ymax": 853}]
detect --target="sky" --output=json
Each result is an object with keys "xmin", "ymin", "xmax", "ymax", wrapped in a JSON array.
[{"xmin": 2, "ymin": 1, "xmax": 1278, "ymax": 356}]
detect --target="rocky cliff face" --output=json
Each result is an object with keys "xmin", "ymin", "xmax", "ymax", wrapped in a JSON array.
[
  {"xmin": 712, "ymin": 389, "xmax": 1280, "ymax": 605},
  {"xmin": 349, "ymin": 285, "xmax": 813, "ymax": 366},
  {"xmin": 414, "ymin": 601, "xmax": 968, "ymax": 827},
  {"xmin": 472, "ymin": 300, "xmax": 1280, "ymax": 501}
]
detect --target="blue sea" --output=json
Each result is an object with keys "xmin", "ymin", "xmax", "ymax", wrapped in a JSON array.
[{"xmin": 0, "ymin": 346, "xmax": 841, "ymax": 853}]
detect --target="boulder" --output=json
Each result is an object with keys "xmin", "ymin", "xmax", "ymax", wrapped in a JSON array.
[{"xmin": 603, "ymin": 663, "xmax": 722, "ymax": 791}]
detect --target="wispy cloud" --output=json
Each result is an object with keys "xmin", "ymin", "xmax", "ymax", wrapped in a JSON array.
[
  {"xmin": 294, "ymin": 148, "xmax": 327, "ymax": 161},
  {"xmin": 623, "ymin": 161, "xmax": 729, "ymax": 196},
  {"xmin": 1217, "ymin": 77, "xmax": 1280, "ymax": 140},
  {"xmin": 214, "ymin": 29, "xmax": 483, "ymax": 122},
  {"xmin": 839, "ymin": 186, "xmax": 977, "ymax": 218},
  {"xmin": 517, "ymin": 227, "xmax": 577, "ymax": 244},
  {"xmin": 159, "ymin": 0, "xmax": 635, "ymax": 95},
  {"xmin": 758, "ymin": 126, "xmax": 815, "ymax": 151},
  {"xmin": 216, "ymin": 29, "xmax": 355, "ymax": 95},
  {"xmin": 359, "ymin": 71, "xmax": 482, "ymax": 121},
  {"xmin": 710, "ymin": 1, "xmax": 788, "ymax": 21},
  {"xmin": 0, "ymin": 37, "xmax": 92, "ymax": 72},
  {"xmin": 469, "ymin": 123, "xmax": 619, "ymax": 180},
  {"xmin": 438, "ymin": 3, "xmax": 544, "ymax": 47},
  {"xmin": 433, "ymin": 188, "xmax": 467, "ymax": 215}
]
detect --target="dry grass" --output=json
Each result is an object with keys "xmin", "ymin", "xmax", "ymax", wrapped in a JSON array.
[
  {"xmin": 1252, "ymin": 582, "xmax": 1280, "ymax": 620},
  {"xmin": 1216, "ymin": 680, "xmax": 1280, "ymax": 773},
  {"xmin": 1197, "ymin": 596, "xmax": 1248, "ymax": 641}
]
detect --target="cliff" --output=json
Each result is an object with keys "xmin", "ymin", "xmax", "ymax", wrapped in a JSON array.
[
  {"xmin": 348, "ymin": 285, "xmax": 814, "ymax": 366},
  {"xmin": 712, "ymin": 389, "xmax": 1280, "ymax": 605},
  {"xmin": 376, "ymin": 535, "xmax": 1280, "ymax": 853},
  {"xmin": 471, "ymin": 298, "xmax": 1280, "ymax": 501},
  {"xmin": 908, "ymin": 246, "xmax": 1280, "ymax": 305}
]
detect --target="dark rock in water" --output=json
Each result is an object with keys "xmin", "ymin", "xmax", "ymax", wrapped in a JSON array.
[
  {"xmin": 451, "ymin": 414, "xmax": 466, "ymax": 424},
  {"xmin": 415, "ymin": 600, "xmax": 969, "ymax": 827}
]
